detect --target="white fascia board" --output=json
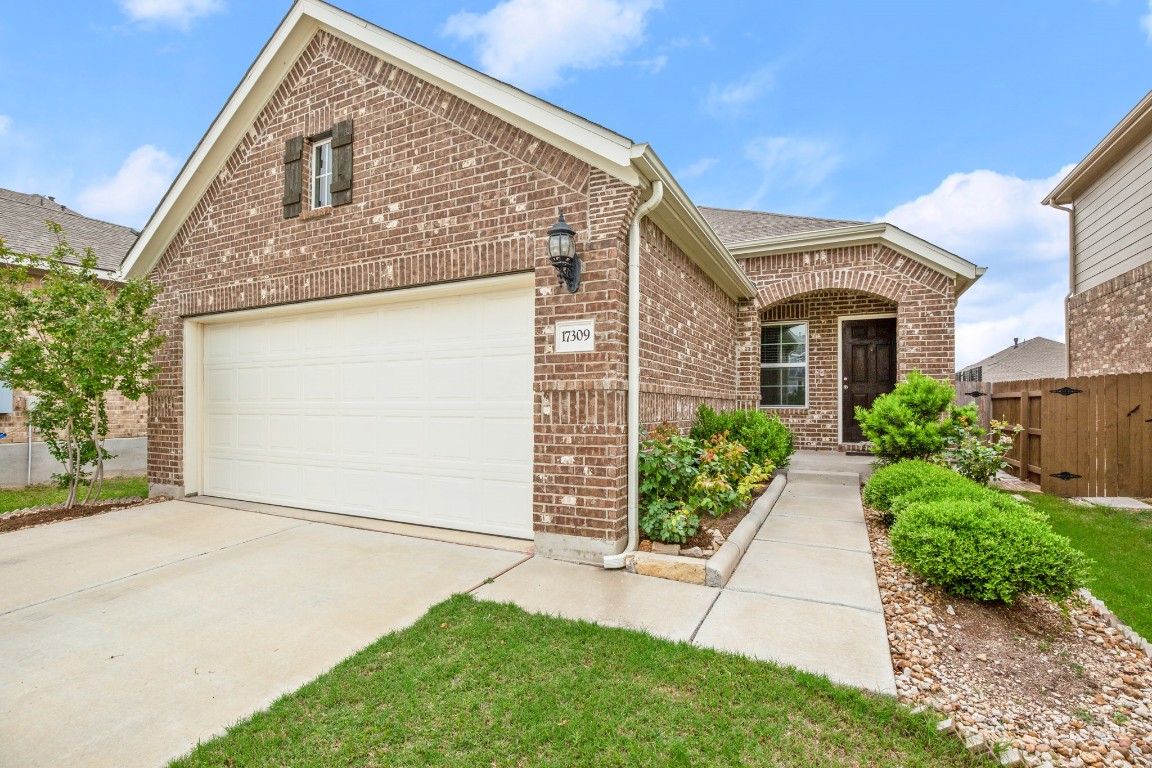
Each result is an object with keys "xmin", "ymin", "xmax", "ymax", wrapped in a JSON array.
[
  {"xmin": 122, "ymin": 0, "xmax": 641, "ymax": 279},
  {"xmin": 1044, "ymin": 89, "xmax": 1152, "ymax": 206},
  {"xmin": 726, "ymin": 222, "xmax": 985, "ymax": 297},
  {"xmin": 630, "ymin": 145, "xmax": 757, "ymax": 300}
]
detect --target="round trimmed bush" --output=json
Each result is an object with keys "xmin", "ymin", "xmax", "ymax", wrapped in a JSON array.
[
  {"xmin": 889, "ymin": 498, "xmax": 1090, "ymax": 603},
  {"xmin": 862, "ymin": 460, "xmax": 967, "ymax": 515},
  {"xmin": 889, "ymin": 483, "xmax": 1045, "ymax": 523}
]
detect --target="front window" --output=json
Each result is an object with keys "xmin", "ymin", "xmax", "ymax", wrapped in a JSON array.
[
  {"xmin": 312, "ymin": 139, "xmax": 332, "ymax": 208},
  {"xmin": 760, "ymin": 322, "xmax": 807, "ymax": 407}
]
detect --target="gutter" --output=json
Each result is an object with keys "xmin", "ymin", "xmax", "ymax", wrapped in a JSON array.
[{"xmin": 603, "ymin": 179, "xmax": 664, "ymax": 570}]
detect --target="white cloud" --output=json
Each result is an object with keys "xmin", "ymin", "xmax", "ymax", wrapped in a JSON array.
[
  {"xmin": 879, "ymin": 166, "xmax": 1076, "ymax": 368},
  {"xmin": 1142, "ymin": 0, "xmax": 1152, "ymax": 42},
  {"xmin": 118, "ymin": 0, "xmax": 224, "ymax": 30},
  {"xmin": 0, "ymin": 116, "xmax": 10, "ymax": 135},
  {"xmin": 635, "ymin": 54, "xmax": 668, "ymax": 74},
  {"xmin": 676, "ymin": 157, "xmax": 717, "ymax": 179},
  {"xmin": 442, "ymin": 0, "xmax": 662, "ymax": 91},
  {"xmin": 741, "ymin": 136, "xmax": 841, "ymax": 209},
  {"xmin": 704, "ymin": 67, "xmax": 775, "ymax": 113},
  {"xmin": 75, "ymin": 145, "xmax": 179, "ymax": 229}
]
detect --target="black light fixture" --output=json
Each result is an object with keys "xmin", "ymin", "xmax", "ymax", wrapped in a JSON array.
[{"xmin": 547, "ymin": 211, "xmax": 580, "ymax": 293}]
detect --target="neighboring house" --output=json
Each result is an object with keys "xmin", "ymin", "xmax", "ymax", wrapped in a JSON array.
[
  {"xmin": 1044, "ymin": 89, "xmax": 1152, "ymax": 376},
  {"xmin": 956, "ymin": 337, "xmax": 1067, "ymax": 383},
  {"xmin": 0, "ymin": 188, "xmax": 147, "ymax": 486},
  {"xmin": 119, "ymin": 0, "xmax": 983, "ymax": 562}
]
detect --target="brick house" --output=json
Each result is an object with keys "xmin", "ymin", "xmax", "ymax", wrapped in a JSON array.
[
  {"xmin": 1044, "ymin": 89, "xmax": 1152, "ymax": 376},
  {"xmin": 0, "ymin": 189, "xmax": 148, "ymax": 486},
  {"xmin": 120, "ymin": 0, "xmax": 982, "ymax": 562}
]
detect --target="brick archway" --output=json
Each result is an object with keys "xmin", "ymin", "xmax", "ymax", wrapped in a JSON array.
[{"xmin": 756, "ymin": 267, "xmax": 906, "ymax": 310}]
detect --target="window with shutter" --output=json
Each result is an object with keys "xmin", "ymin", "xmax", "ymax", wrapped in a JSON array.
[
  {"xmin": 283, "ymin": 135, "xmax": 304, "ymax": 219},
  {"xmin": 331, "ymin": 118, "xmax": 353, "ymax": 206}
]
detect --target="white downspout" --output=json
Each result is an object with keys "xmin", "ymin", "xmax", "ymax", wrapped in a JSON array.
[
  {"xmin": 604, "ymin": 179, "xmax": 664, "ymax": 569},
  {"xmin": 1047, "ymin": 200, "xmax": 1075, "ymax": 375}
]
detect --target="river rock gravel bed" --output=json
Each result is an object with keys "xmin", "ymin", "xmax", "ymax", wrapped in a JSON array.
[{"xmin": 866, "ymin": 507, "xmax": 1152, "ymax": 767}]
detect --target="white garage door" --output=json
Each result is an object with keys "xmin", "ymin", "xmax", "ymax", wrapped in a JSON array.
[{"xmin": 200, "ymin": 277, "xmax": 534, "ymax": 539}]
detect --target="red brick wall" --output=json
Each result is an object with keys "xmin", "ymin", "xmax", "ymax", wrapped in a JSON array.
[
  {"xmin": 637, "ymin": 219, "xmax": 745, "ymax": 431},
  {"xmin": 1068, "ymin": 261, "xmax": 1152, "ymax": 375},
  {"xmin": 146, "ymin": 31, "xmax": 640, "ymax": 554},
  {"xmin": 741, "ymin": 244, "xmax": 956, "ymax": 450}
]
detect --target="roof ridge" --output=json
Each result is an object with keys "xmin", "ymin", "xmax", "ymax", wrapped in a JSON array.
[{"xmin": 0, "ymin": 189, "xmax": 136, "ymax": 233}]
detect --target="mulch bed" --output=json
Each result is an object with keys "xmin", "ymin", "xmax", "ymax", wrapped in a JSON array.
[
  {"xmin": 867, "ymin": 505, "xmax": 1152, "ymax": 767},
  {"xmin": 0, "ymin": 496, "xmax": 167, "ymax": 533},
  {"xmin": 637, "ymin": 481, "xmax": 771, "ymax": 558}
]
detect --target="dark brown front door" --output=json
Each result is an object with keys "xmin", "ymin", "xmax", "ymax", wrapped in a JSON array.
[{"xmin": 842, "ymin": 318, "xmax": 897, "ymax": 444}]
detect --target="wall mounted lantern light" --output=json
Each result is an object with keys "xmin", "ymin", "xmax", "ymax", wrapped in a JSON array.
[{"xmin": 547, "ymin": 211, "xmax": 580, "ymax": 293}]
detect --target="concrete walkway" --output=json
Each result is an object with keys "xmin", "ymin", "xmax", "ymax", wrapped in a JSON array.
[{"xmin": 476, "ymin": 459, "xmax": 896, "ymax": 695}]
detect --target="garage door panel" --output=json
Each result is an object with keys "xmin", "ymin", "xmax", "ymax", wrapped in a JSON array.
[
  {"xmin": 207, "ymin": 369, "xmax": 235, "ymax": 403},
  {"xmin": 202, "ymin": 278, "xmax": 533, "ymax": 538},
  {"xmin": 236, "ymin": 415, "xmax": 265, "ymax": 450}
]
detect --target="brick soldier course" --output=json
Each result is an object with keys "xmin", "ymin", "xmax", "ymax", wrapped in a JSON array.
[{"xmin": 120, "ymin": 0, "xmax": 983, "ymax": 562}]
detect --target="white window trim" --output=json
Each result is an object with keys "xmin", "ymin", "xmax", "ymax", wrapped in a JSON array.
[
  {"xmin": 312, "ymin": 138, "xmax": 332, "ymax": 209},
  {"xmin": 760, "ymin": 320, "xmax": 809, "ymax": 409}
]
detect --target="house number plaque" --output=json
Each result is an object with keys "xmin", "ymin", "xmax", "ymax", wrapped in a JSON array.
[{"xmin": 555, "ymin": 319, "xmax": 595, "ymax": 352}]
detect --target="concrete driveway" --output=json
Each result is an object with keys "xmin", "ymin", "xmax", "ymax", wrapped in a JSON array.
[{"xmin": 0, "ymin": 500, "xmax": 529, "ymax": 768}]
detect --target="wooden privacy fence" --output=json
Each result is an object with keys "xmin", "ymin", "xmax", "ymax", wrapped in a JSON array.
[{"xmin": 956, "ymin": 373, "xmax": 1152, "ymax": 498}]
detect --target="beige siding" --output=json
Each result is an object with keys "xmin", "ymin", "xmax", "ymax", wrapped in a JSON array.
[{"xmin": 1073, "ymin": 127, "xmax": 1152, "ymax": 293}]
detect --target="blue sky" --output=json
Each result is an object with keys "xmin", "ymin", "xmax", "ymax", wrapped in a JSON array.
[{"xmin": 2, "ymin": 0, "xmax": 1150, "ymax": 367}]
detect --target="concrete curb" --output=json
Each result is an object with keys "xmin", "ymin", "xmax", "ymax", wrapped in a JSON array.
[{"xmin": 705, "ymin": 474, "xmax": 787, "ymax": 587}]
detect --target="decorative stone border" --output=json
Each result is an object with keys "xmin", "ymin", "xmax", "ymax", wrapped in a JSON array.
[
  {"xmin": 2, "ymin": 496, "xmax": 144, "ymax": 519},
  {"xmin": 625, "ymin": 474, "xmax": 787, "ymax": 587},
  {"xmin": 1080, "ymin": 588, "xmax": 1152, "ymax": 658}
]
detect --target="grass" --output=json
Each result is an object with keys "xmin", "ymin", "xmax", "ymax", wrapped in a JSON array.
[
  {"xmin": 1024, "ymin": 491, "xmax": 1152, "ymax": 640},
  {"xmin": 169, "ymin": 595, "xmax": 978, "ymax": 768},
  {"xmin": 0, "ymin": 475, "xmax": 147, "ymax": 514}
]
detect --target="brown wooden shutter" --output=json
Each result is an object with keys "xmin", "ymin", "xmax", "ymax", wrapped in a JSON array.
[
  {"xmin": 283, "ymin": 135, "xmax": 304, "ymax": 219},
  {"xmin": 331, "ymin": 118, "xmax": 353, "ymax": 206}
]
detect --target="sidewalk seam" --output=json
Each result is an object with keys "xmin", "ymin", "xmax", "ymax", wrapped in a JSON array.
[
  {"xmin": 721, "ymin": 586, "xmax": 884, "ymax": 615},
  {"xmin": 688, "ymin": 589, "xmax": 723, "ymax": 645}
]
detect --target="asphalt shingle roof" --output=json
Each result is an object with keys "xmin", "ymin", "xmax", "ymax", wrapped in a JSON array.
[
  {"xmin": 0, "ymin": 188, "xmax": 137, "ymax": 274},
  {"xmin": 698, "ymin": 206, "xmax": 866, "ymax": 246},
  {"xmin": 957, "ymin": 337, "xmax": 1068, "ymax": 382}
]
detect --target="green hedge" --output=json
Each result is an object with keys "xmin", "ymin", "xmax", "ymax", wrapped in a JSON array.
[
  {"xmin": 890, "ymin": 498, "xmax": 1090, "ymax": 603},
  {"xmin": 862, "ymin": 460, "xmax": 965, "ymax": 515},
  {"xmin": 888, "ymin": 483, "xmax": 1044, "ymax": 522},
  {"xmin": 690, "ymin": 405, "xmax": 794, "ymax": 469}
]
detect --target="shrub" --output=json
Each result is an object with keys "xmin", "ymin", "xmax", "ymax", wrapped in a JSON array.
[
  {"xmin": 862, "ymin": 460, "xmax": 967, "ymax": 515},
  {"xmin": 854, "ymin": 371, "xmax": 973, "ymax": 463},
  {"xmin": 889, "ymin": 483, "xmax": 1044, "ymax": 523},
  {"xmin": 944, "ymin": 418, "xmax": 1023, "ymax": 485},
  {"xmin": 638, "ymin": 423, "xmax": 773, "ymax": 544},
  {"xmin": 890, "ymin": 498, "xmax": 1090, "ymax": 603},
  {"xmin": 690, "ymin": 404, "xmax": 795, "ymax": 468}
]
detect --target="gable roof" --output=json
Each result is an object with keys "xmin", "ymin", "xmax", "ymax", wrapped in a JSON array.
[
  {"xmin": 119, "ymin": 0, "xmax": 755, "ymax": 299},
  {"xmin": 957, "ymin": 336, "xmax": 1067, "ymax": 382},
  {"xmin": 699, "ymin": 207, "xmax": 865, "ymax": 243},
  {"xmin": 1045, "ymin": 89, "xmax": 1152, "ymax": 206},
  {"xmin": 707, "ymin": 209, "xmax": 986, "ymax": 297},
  {"xmin": 0, "ymin": 188, "xmax": 136, "ymax": 275}
]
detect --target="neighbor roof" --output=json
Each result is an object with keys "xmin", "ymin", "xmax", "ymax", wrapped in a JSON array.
[
  {"xmin": 958, "ymin": 337, "xmax": 1067, "ymax": 382},
  {"xmin": 699, "ymin": 207, "xmax": 866, "ymax": 245},
  {"xmin": 0, "ymin": 188, "xmax": 136, "ymax": 274}
]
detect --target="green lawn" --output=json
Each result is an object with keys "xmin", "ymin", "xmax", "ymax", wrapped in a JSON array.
[
  {"xmin": 170, "ymin": 596, "xmax": 977, "ymax": 768},
  {"xmin": 0, "ymin": 475, "xmax": 148, "ymax": 514},
  {"xmin": 1025, "ymin": 492, "xmax": 1152, "ymax": 640}
]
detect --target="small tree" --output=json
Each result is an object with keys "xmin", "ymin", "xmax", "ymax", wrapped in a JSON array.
[
  {"xmin": 854, "ymin": 370, "xmax": 974, "ymax": 463},
  {"xmin": 0, "ymin": 223, "xmax": 163, "ymax": 507}
]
